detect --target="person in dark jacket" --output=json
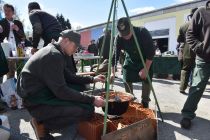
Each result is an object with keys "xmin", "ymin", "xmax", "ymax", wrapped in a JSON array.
[
  {"xmin": 17, "ymin": 29, "xmax": 105, "ymax": 139},
  {"xmin": 97, "ymin": 28, "xmax": 112, "ymax": 60},
  {"xmin": 111, "ymin": 17, "xmax": 155, "ymax": 108},
  {"xmin": 177, "ymin": 8, "xmax": 197, "ymax": 94},
  {"xmin": 0, "ymin": 4, "xmax": 25, "ymax": 79},
  {"xmin": 88, "ymin": 39, "xmax": 98, "ymax": 56},
  {"xmin": 28, "ymin": 2, "xmax": 77, "ymax": 73},
  {"xmin": 180, "ymin": 1, "xmax": 210, "ymax": 129},
  {"xmin": 28, "ymin": 2, "xmax": 62, "ymax": 54}
]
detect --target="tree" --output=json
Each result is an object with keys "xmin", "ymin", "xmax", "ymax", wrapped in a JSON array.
[{"xmin": 56, "ymin": 14, "xmax": 71, "ymax": 30}]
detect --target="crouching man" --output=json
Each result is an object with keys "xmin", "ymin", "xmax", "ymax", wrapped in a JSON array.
[{"xmin": 17, "ymin": 30, "xmax": 105, "ymax": 140}]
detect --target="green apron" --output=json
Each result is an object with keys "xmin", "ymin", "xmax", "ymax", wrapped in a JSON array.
[
  {"xmin": 122, "ymin": 37, "xmax": 153, "ymax": 83},
  {"xmin": 25, "ymin": 84, "xmax": 94, "ymax": 111}
]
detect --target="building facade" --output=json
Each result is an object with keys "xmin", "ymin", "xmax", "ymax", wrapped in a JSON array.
[{"xmin": 77, "ymin": 0, "xmax": 207, "ymax": 54}]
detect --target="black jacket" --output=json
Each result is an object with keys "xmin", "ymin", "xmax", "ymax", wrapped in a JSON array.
[
  {"xmin": 186, "ymin": 6, "xmax": 210, "ymax": 62},
  {"xmin": 29, "ymin": 10, "xmax": 62, "ymax": 48},
  {"xmin": 0, "ymin": 18, "xmax": 25, "ymax": 45}
]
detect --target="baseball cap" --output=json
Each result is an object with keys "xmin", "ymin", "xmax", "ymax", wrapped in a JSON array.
[
  {"xmin": 117, "ymin": 17, "xmax": 131, "ymax": 37},
  {"xmin": 60, "ymin": 29, "xmax": 81, "ymax": 47}
]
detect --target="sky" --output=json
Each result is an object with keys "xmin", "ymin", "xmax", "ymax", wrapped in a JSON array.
[{"xmin": 1, "ymin": 0, "xmax": 194, "ymax": 31}]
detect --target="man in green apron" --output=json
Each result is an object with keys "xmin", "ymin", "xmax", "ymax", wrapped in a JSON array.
[
  {"xmin": 17, "ymin": 30, "xmax": 105, "ymax": 139},
  {"xmin": 111, "ymin": 17, "xmax": 155, "ymax": 108}
]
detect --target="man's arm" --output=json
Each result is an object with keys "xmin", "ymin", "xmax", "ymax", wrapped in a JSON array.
[
  {"xmin": 13, "ymin": 20, "xmax": 25, "ymax": 39},
  {"xmin": 64, "ymin": 67, "xmax": 94, "ymax": 84},
  {"xmin": 139, "ymin": 27, "xmax": 155, "ymax": 79},
  {"xmin": 140, "ymin": 27, "xmax": 155, "ymax": 60},
  {"xmin": 186, "ymin": 9, "xmax": 203, "ymax": 55},
  {"xmin": 177, "ymin": 26, "xmax": 185, "ymax": 44},
  {"xmin": 29, "ymin": 12, "xmax": 43, "ymax": 49},
  {"xmin": 42, "ymin": 53, "xmax": 94, "ymax": 104}
]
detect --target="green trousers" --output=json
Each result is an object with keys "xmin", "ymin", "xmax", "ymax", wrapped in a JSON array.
[
  {"xmin": 180, "ymin": 58, "xmax": 195, "ymax": 91},
  {"xmin": 124, "ymin": 81, "xmax": 151, "ymax": 103},
  {"xmin": 181, "ymin": 60, "xmax": 210, "ymax": 119}
]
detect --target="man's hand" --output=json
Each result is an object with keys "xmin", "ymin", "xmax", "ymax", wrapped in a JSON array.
[
  {"xmin": 139, "ymin": 68, "xmax": 148, "ymax": 80},
  {"xmin": 93, "ymin": 96, "xmax": 105, "ymax": 107},
  {"xmin": 93, "ymin": 74, "xmax": 106, "ymax": 83},
  {"xmin": 31, "ymin": 48, "xmax": 39, "ymax": 54},
  {"xmin": 139, "ymin": 59, "xmax": 152, "ymax": 80},
  {"xmin": 110, "ymin": 73, "xmax": 115, "ymax": 83},
  {"xmin": 11, "ymin": 24, "xmax": 19, "ymax": 31}
]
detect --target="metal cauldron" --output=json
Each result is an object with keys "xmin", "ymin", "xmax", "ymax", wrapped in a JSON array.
[{"xmin": 101, "ymin": 91, "xmax": 134, "ymax": 116}]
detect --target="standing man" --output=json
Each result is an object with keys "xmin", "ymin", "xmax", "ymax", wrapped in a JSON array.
[
  {"xmin": 97, "ymin": 28, "xmax": 112, "ymax": 60},
  {"xmin": 28, "ymin": 2, "xmax": 77, "ymax": 73},
  {"xmin": 17, "ymin": 30, "xmax": 105, "ymax": 139},
  {"xmin": 180, "ymin": 1, "xmax": 210, "ymax": 129},
  {"xmin": 177, "ymin": 8, "xmax": 197, "ymax": 94},
  {"xmin": 28, "ymin": 2, "xmax": 62, "ymax": 54},
  {"xmin": 0, "ymin": 4, "xmax": 25, "ymax": 79},
  {"xmin": 111, "ymin": 17, "xmax": 155, "ymax": 108},
  {"xmin": 88, "ymin": 39, "xmax": 98, "ymax": 56}
]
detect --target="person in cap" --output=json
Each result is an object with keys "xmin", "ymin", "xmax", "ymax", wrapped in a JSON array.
[
  {"xmin": 17, "ymin": 29, "xmax": 105, "ymax": 139},
  {"xmin": 88, "ymin": 39, "xmax": 98, "ymax": 56},
  {"xmin": 177, "ymin": 7, "xmax": 197, "ymax": 95},
  {"xmin": 180, "ymin": 1, "xmax": 210, "ymax": 129},
  {"xmin": 96, "ymin": 27, "xmax": 112, "ymax": 60},
  {"xmin": 111, "ymin": 17, "xmax": 155, "ymax": 108}
]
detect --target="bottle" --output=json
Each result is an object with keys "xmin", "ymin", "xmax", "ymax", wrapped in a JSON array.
[{"xmin": 17, "ymin": 41, "xmax": 25, "ymax": 57}]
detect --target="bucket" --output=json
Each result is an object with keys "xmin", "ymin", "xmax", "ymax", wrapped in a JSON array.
[{"xmin": 0, "ymin": 115, "xmax": 10, "ymax": 140}]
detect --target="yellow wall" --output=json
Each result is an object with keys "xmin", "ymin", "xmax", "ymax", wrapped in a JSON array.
[{"xmin": 131, "ymin": 9, "xmax": 191, "ymax": 36}]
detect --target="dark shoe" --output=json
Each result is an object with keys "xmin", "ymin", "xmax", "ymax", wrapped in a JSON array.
[
  {"xmin": 39, "ymin": 134, "xmax": 54, "ymax": 140},
  {"xmin": 30, "ymin": 118, "xmax": 54, "ymax": 140},
  {"xmin": 180, "ymin": 118, "xmax": 191, "ymax": 129},
  {"xmin": 141, "ymin": 101, "xmax": 149, "ymax": 108},
  {"xmin": 180, "ymin": 90, "xmax": 187, "ymax": 95}
]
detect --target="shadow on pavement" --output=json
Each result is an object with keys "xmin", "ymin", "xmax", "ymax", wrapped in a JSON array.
[
  {"xmin": 153, "ymin": 79, "xmax": 180, "ymax": 85},
  {"xmin": 113, "ymin": 78, "xmax": 142, "ymax": 91},
  {"xmin": 158, "ymin": 112, "xmax": 210, "ymax": 140}
]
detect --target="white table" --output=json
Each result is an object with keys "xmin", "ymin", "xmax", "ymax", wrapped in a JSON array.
[
  {"xmin": 7, "ymin": 57, "xmax": 30, "ymax": 60},
  {"xmin": 74, "ymin": 55, "xmax": 101, "ymax": 72},
  {"xmin": 74, "ymin": 55, "xmax": 100, "ymax": 60}
]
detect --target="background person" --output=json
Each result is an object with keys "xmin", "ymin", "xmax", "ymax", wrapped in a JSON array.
[
  {"xmin": 181, "ymin": 1, "xmax": 210, "ymax": 129},
  {"xmin": 177, "ymin": 8, "xmax": 197, "ymax": 94},
  {"xmin": 111, "ymin": 17, "xmax": 155, "ymax": 108}
]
